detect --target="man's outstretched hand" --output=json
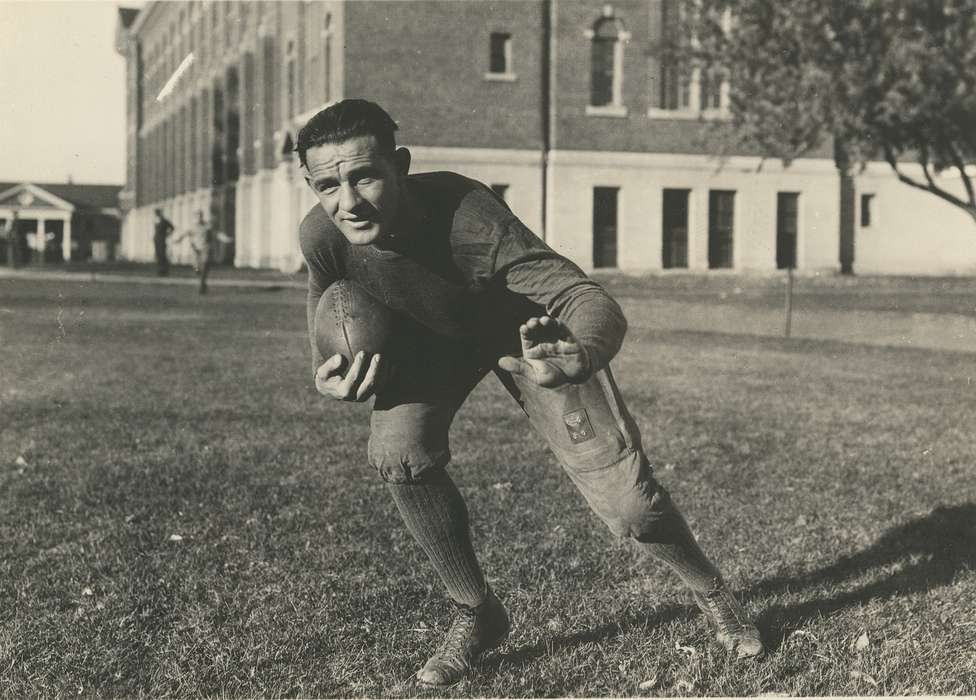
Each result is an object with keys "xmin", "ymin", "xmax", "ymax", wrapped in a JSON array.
[{"xmin": 498, "ymin": 316, "xmax": 592, "ymax": 388}]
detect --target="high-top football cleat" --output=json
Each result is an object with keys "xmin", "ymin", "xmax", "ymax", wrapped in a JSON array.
[
  {"xmin": 416, "ymin": 587, "xmax": 511, "ymax": 686},
  {"xmin": 693, "ymin": 583, "xmax": 766, "ymax": 659}
]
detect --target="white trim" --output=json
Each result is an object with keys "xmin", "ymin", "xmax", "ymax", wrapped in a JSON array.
[
  {"xmin": 586, "ymin": 104, "xmax": 628, "ymax": 117},
  {"xmin": 646, "ymin": 108, "xmax": 698, "ymax": 120},
  {"xmin": 0, "ymin": 183, "xmax": 76, "ymax": 212},
  {"xmin": 484, "ymin": 72, "xmax": 517, "ymax": 82},
  {"xmin": 406, "ymin": 145, "xmax": 543, "ymax": 167},
  {"xmin": 549, "ymin": 149, "xmax": 838, "ymax": 175},
  {"xmin": 0, "ymin": 207, "xmax": 70, "ymax": 221}
]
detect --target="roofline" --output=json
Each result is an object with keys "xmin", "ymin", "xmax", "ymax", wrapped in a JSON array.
[
  {"xmin": 0, "ymin": 183, "xmax": 76, "ymax": 211},
  {"xmin": 128, "ymin": 1, "xmax": 157, "ymax": 37}
]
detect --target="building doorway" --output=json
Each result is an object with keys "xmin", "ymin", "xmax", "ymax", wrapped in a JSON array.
[
  {"xmin": 708, "ymin": 190, "xmax": 735, "ymax": 269},
  {"xmin": 662, "ymin": 188, "xmax": 689, "ymax": 268},
  {"xmin": 593, "ymin": 186, "xmax": 618, "ymax": 268}
]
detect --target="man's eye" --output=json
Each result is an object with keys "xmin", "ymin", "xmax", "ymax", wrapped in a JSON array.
[
  {"xmin": 319, "ymin": 184, "xmax": 339, "ymax": 194},
  {"xmin": 356, "ymin": 177, "xmax": 376, "ymax": 186}
]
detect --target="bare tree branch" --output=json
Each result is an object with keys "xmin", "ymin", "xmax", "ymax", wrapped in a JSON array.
[
  {"xmin": 882, "ymin": 144, "xmax": 975, "ymax": 218},
  {"xmin": 945, "ymin": 143, "xmax": 976, "ymax": 209}
]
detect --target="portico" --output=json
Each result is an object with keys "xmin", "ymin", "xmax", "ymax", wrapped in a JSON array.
[
  {"xmin": 0, "ymin": 182, "xmax": 122, "ymax": 264},
  {"xmin": 0, "ymin": 184, "xmax": 74, "ymax": 263}
]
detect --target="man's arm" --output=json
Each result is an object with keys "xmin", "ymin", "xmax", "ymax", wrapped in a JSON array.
[
  {"xmin": 493, "ymin": 219, "xmax": 628, "ymax": 383},
  {"xmin": 300, "ymin": 210, "xmax": 386, "ymax": 402}
]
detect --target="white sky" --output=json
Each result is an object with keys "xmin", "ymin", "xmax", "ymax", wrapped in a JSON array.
[{"xmin": 0, "ymin": 0, "xmax": 135, "ymax": 185}]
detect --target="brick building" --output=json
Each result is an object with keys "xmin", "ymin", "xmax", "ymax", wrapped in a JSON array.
[{"xmin": 115, "ymin": 1, "xmax": 976, "ymax": 276}]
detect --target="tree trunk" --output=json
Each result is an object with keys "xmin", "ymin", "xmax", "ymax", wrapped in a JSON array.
[{"xmin": 835, "ymin": 140, "xmax": 856, "ymax": 275}]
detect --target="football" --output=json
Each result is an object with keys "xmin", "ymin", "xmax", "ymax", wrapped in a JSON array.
[{"xmin": 315, "ymin": 279, "xmax": 397, "ymax": 365}]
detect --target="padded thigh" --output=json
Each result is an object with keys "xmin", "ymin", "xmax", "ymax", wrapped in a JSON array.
[{"xmin": 502, "ymin": 367, "xmax": 642, "ymax": 473}]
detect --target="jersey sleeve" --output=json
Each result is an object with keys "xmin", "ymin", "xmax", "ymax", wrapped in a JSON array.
[
  {"xmin": 299, "ymin": 207, "xmax": 342, "ymax": 378},
  {"xmin": 491, "ymin": 218, "xmax": 628, "ymax": 373}
]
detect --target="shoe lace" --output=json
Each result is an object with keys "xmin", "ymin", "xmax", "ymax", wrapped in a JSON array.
[
  {"xmin": 699, "ymin": 587, "xmax": 750, "ymax": 633},
  {"xmin": 433, "ymin": 609, "xmax": 478, "ymax": 663}
]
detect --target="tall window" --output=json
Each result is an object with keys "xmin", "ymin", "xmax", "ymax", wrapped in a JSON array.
[
  {"xmin": 708, "ymin": 190, "xmax": 735, "ymax": 269},
  {"xmin": 776, "ymin": 192, "xmax": 799, "ymax": 269},
  {"xmin": 593, "ymin": 187, "xmax": 619, "ymax": 268},
  {"xmin": 860, "ymin": 193, "xmax": 875, "ymax": 227},
  {"xmin": 589, "ymin": 16, "xmax": 626, "ymax": 108},
  {"xmin": 489, "ymin": 32, "xmax": 512, "ymax": 75},
  {"xmin": 662, "ymin": 188, "xmax": 690, "ymax": 269},
  {"xmin": 652, "ymin": 0, "xmax": 729, "ymax": 117},
  {"xmin": 286, "ymin": 39, "xmax": 296, "ymax": 119},
  {"xmin": 322, "ymin": 13, "xmax": 332, "ymax": 101},
  {"xmin": 658, "ymin": 0, "xmax": 691, "ymax": 111},
  {"xmin": 261, "ymin": 35, "xmax": 276, "ymax": 168}
]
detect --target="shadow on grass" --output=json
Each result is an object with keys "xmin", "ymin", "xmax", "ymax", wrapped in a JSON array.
[
  {"xmin": 753, "ymin": 502, "xmax": 976, "ymax": 651},
  {"xmin": 482, "ymin": 603, "xmax": 693, "ymax": 674},
  {"xmin": 485, "ymin": 503, "xmax": 976, "ymax": 668}
]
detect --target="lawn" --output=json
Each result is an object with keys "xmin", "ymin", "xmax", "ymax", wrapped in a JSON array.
[{"xmin": 1, "ymin": 275, "xmax": 974, "ymax": 697}]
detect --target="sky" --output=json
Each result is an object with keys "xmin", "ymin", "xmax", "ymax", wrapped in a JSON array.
[{"xmin": 0, "ymin": 0, "xmax": 136, "ymax": 185}]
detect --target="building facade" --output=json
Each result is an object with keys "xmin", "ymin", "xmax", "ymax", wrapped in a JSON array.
[
  {"xmin": 116, "ymin": 0, "xmax": 976, "ymax": 276},
  {"xmin": 0, "ymin": 182, "xmax": 123, "ymax": 265}
]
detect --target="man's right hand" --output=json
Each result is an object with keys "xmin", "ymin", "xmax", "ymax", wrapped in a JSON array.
[{"xmin": 315, "ymin": 351, "xmax": 386, "ymax": 401}]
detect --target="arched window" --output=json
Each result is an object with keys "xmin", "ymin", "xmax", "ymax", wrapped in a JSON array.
[{"xmin": 585, "ymin": 7, "xmax": 630, "ymax": 113}]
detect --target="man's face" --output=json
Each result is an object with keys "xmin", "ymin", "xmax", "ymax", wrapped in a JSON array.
[{"xmin": 303, "ymin": 135, "xmax": 405, "ymax": 246}]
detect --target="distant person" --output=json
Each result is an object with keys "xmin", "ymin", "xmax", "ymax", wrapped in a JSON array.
[
  {"xmin": 153, "ymin": 208, "xmax": 175, "ymax": 276},
  {"xmin": 171, "ymin": 210, "xmax": 230, "ymax": 294},
  {"xmin": 3, "ymin": 211, "xmax": 20, "ymax": 268}
]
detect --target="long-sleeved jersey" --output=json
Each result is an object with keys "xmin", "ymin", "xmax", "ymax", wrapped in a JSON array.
[{"xmin": 300, "ymin": 171, "xmax": 627, "ymax": 377}]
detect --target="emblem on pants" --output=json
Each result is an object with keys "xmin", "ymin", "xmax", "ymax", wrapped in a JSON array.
[{"xmin": 563, "ymin": 408, "xmax": 594, "ymax": 444}]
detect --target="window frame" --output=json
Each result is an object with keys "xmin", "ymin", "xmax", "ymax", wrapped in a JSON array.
[
  {"xmin": 485, "ymin": 31, "xmax": 516, "ymax": 82},
  {"xmin": 584, "ymin": 11, "xmax": 631, "ymax": 117}
]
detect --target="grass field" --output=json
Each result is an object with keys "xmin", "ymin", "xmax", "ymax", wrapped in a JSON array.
[{"xmin": 1, "ymin": 275, "xmax": 975, "ymax": 697}]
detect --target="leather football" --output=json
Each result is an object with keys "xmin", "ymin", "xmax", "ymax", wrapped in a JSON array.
[{"xmin": 315, "ymin": 280, "xmax": 396, "ymax": 364}]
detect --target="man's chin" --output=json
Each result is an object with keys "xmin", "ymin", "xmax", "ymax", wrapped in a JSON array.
[{"xmin": 339, "ymin": 225, "xmax": 383, "ymax": 246}]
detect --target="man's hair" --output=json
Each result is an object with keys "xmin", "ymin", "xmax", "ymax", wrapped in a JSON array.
[{"xmin": 296, "ymin": 99, "xmax": 399, "ymax": 168}]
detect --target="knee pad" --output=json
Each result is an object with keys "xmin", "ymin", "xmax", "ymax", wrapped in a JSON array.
[
  {"xmin": 368, "ymin": 400, "xmax": 454, "ymax": 483},
  {"xmin": 367, "ymin": 438, "xmax": 451, "ymax": 483},
  {"xmin": 566, "ymin": 451, "xmax": 680, "ymax": 542}
]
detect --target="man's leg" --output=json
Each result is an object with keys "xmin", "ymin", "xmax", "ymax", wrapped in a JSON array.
[
  {"xmin": 197, "ymin": 250, "xmax": 210, "ymax": 294},
  {"xmin": 155, "ymin": 238, "xmax": 168, "ymax": 275},
  {"xmin": 499, "ymin": 367, "xmax": 764, "ymax": 659},
  {"xmin": 369, "ymin": 378, "xmax": 509, "ymax": 685}
]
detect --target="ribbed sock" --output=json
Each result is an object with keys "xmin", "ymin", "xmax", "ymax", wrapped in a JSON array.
[
  {"xmin": 387, "ymin": 470, "xmax": 487, "ymax": 608},
  {"xmin": 635, "ymin": 504, "xmax": 724, "ymax": 593}
]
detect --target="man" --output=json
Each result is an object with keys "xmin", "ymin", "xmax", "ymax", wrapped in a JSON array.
[
  {"xmin": 297, "ymin": 99, "xmax": 764, "ymax": 687},
  {"xmin": 2, "ymin": 210, "xmax": 19, "ymax": 268},
  {"xmin": 171, "ymin": 210, "xmax": 230, "ymax": 295},
  {"xmin": 153, "ymin": 208, "xmax": 175, "ymax": 276}
]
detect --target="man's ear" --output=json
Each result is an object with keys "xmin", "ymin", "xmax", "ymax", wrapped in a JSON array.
[{"xmin": 393, "ymin": 147, "xmax": 411, "ymax": 176}]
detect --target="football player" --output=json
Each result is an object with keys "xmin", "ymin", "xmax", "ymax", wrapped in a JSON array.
[{"xmin": 297, "ymin": 99, "xmax": 765, "ymax": 687}]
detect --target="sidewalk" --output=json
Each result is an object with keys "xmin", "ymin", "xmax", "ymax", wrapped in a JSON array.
[{"xmin": 0, "ymin": 262, "xmax": 306, "ymax": 289}]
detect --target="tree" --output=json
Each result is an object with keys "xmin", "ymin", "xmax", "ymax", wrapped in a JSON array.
[{"xmin": 685, "ymin": 0, "xmax": 976, "ymax": 225}]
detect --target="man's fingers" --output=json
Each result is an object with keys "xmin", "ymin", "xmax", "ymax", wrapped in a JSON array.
[
  {"xmin": 356, "ymin": 353, "xmax": 383, "ymax": 401},
  {"xmin": 520, "ymin": 315, "xmax": 565, "ymax": 343},
  {"xmin": 498, "ymin": 355, "xmax": 529, "ymax": 377},
  {"xmin": 524, "ymin": 342, "xmax": 563, "ymax": 358},
  {"xmin": 317, "ymin": 354, "xmax": 344, "ymax": 380},
  {"xmin": 338, "ymin": 351, "xmax": 367, "ymax": 399}
]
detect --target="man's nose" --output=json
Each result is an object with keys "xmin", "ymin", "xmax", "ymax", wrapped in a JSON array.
[{"xmin": 338, "ymin": 182, "xmax": 363, "ymax": 212}]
